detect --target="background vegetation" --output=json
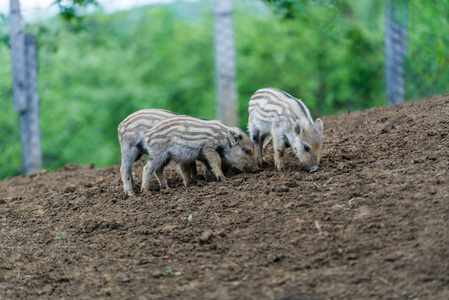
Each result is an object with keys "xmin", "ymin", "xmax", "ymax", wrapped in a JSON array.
[{"xmin": 0, "ymin": 0, "xmax": 448, "ymax": 179}]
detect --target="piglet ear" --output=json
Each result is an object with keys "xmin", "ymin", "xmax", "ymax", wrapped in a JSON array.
[
  {"xmin": 293, "ymin": 120, "xmax": 304, "ymax": 136},
  {"xmin": 227, "ymin": 129, "xmax": 240, "ymax": 146},
  {"xmin": 315, "ymin": 118, "xmax": 324, "ymax": 134}
]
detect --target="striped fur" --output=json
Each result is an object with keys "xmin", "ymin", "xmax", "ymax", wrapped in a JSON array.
[
  {"xmin": 118, "ymin": 109, "xmax": 197, "ymax": 196},
  {"xmin": 141, "ymin": 116, "xmax": 258, "ymax": 193},
  {"xmin": 248, "ymin": 87, "xmax": 324, "ymax": 172},
  {"xmin": 118, "ymin": 109, "xmax": 179, "ymax": 151}
]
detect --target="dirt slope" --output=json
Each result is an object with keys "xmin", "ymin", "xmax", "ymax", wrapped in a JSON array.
[{"xmin": 1, "ymin": 95, "xmax": 448, "ymax": 300}]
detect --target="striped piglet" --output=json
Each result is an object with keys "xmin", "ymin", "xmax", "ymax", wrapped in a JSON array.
[
  {"xmin": 141, "ymin": 115, "xmax": 259, "ymax": 193},
  {"xmin": 248, "ymin": 87, "xmax": 323, "ymax": 172}
]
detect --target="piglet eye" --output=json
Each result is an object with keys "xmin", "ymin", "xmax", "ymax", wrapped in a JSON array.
[
  {"xmin": 303, "ymin": 145, "xmax": 311, "ymax": 153},
  {"xmin": 243, "ymin": 148, "xmax": 251, "ymax": 155}
]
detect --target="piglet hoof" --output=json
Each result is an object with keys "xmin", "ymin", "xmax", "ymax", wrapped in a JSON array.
[
  {"xmin": 275, "ymin": 162, "xmax": 285, "ymax": 172},
  {"xmin": 125, "ymin": 192, "xmax": 135, "ymax": 197},
  {"xmin": 189, "ymin": 175, "xmax": 206, "ymax": 186},
  {"xmin": 309, "ymin": 166, "xmax": 318, "ymax": 173}
]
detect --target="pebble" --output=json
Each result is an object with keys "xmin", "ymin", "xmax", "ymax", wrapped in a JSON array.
[
  {"xmin": 200, "ymin": 231, "xmax": 213, "ymax": 243},
  {"xmin": 151, "ymin": 270, "xmax": 164, "ymax": 278}
]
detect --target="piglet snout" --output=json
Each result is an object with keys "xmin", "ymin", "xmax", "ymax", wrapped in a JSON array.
[{"xmin": 244, "ymin": 165, "xmax": 260, "ymax": 173}]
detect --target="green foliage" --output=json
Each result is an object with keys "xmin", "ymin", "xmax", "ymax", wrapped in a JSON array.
[
  {"xmin": 405, "ymin": 1, "xmax": 449, "ymax": 100},
  {"xmin": 35, "ymin": 3, "xmax": 215, "ymax": 172},
  {"xmin": 53, "ymin": 0, "xmax": 99, "ymax": 21},
  {"xmin": 0, "ymin": 47, "xmax": 21, "ymax": 178},
  {"xmin": 236, "ymin": 0, "xmax": 385, "ymax": 125},
  {"xmin": 0, "ymin": 0, "xmax": 448, "ymax": 179}
]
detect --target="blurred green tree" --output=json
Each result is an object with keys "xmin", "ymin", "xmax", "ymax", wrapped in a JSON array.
[{"xmin": 53, "ymin": 0, "xmax": 99, "ymax": 20}]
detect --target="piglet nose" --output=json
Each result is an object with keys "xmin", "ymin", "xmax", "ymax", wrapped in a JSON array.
[
  {"xmin": 309, "ymin": 166, "xmax": 318, "ymax": 173},
  {"xmin": 245, "ymin": 165, "xmax": 259, "ymax": 173}
]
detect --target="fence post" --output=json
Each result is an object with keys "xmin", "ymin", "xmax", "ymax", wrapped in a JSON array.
[
  {"xmin": 213, "ymin": 0, "xmax": 239, "ymax": 127},
  {"xmin": 9, "ymin": 0, "xmax": 42, "ymax": 175},
  {"xmin": 9, "ymin": 0, "xmax": 26, "ymax": 113},
  {"xmin": 385, "ymin": 0, "xmax": 408, "ymax": 105},
  {"xmin": 24, "ymin": 34, "xmax": 42, "ymax": 174}
]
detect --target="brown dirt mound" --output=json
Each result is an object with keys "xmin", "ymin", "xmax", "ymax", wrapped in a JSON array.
[{"xmin": 1, "ymin": 95, "xmax": 448, "ymax": 299}]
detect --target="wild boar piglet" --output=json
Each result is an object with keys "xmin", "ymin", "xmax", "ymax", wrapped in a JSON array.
[
  {"xmin": 248, "ymin": 87, "xmax": 323, "ymax": 172},
  {"xmin": 141, "ymin": 116, "xmax": 259, "ymax": 193}
]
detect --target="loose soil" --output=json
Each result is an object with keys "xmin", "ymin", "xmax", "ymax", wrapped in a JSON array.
[{"xmin": 1, "ymin": 95, "xmax": 448, "ymax": 300}]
